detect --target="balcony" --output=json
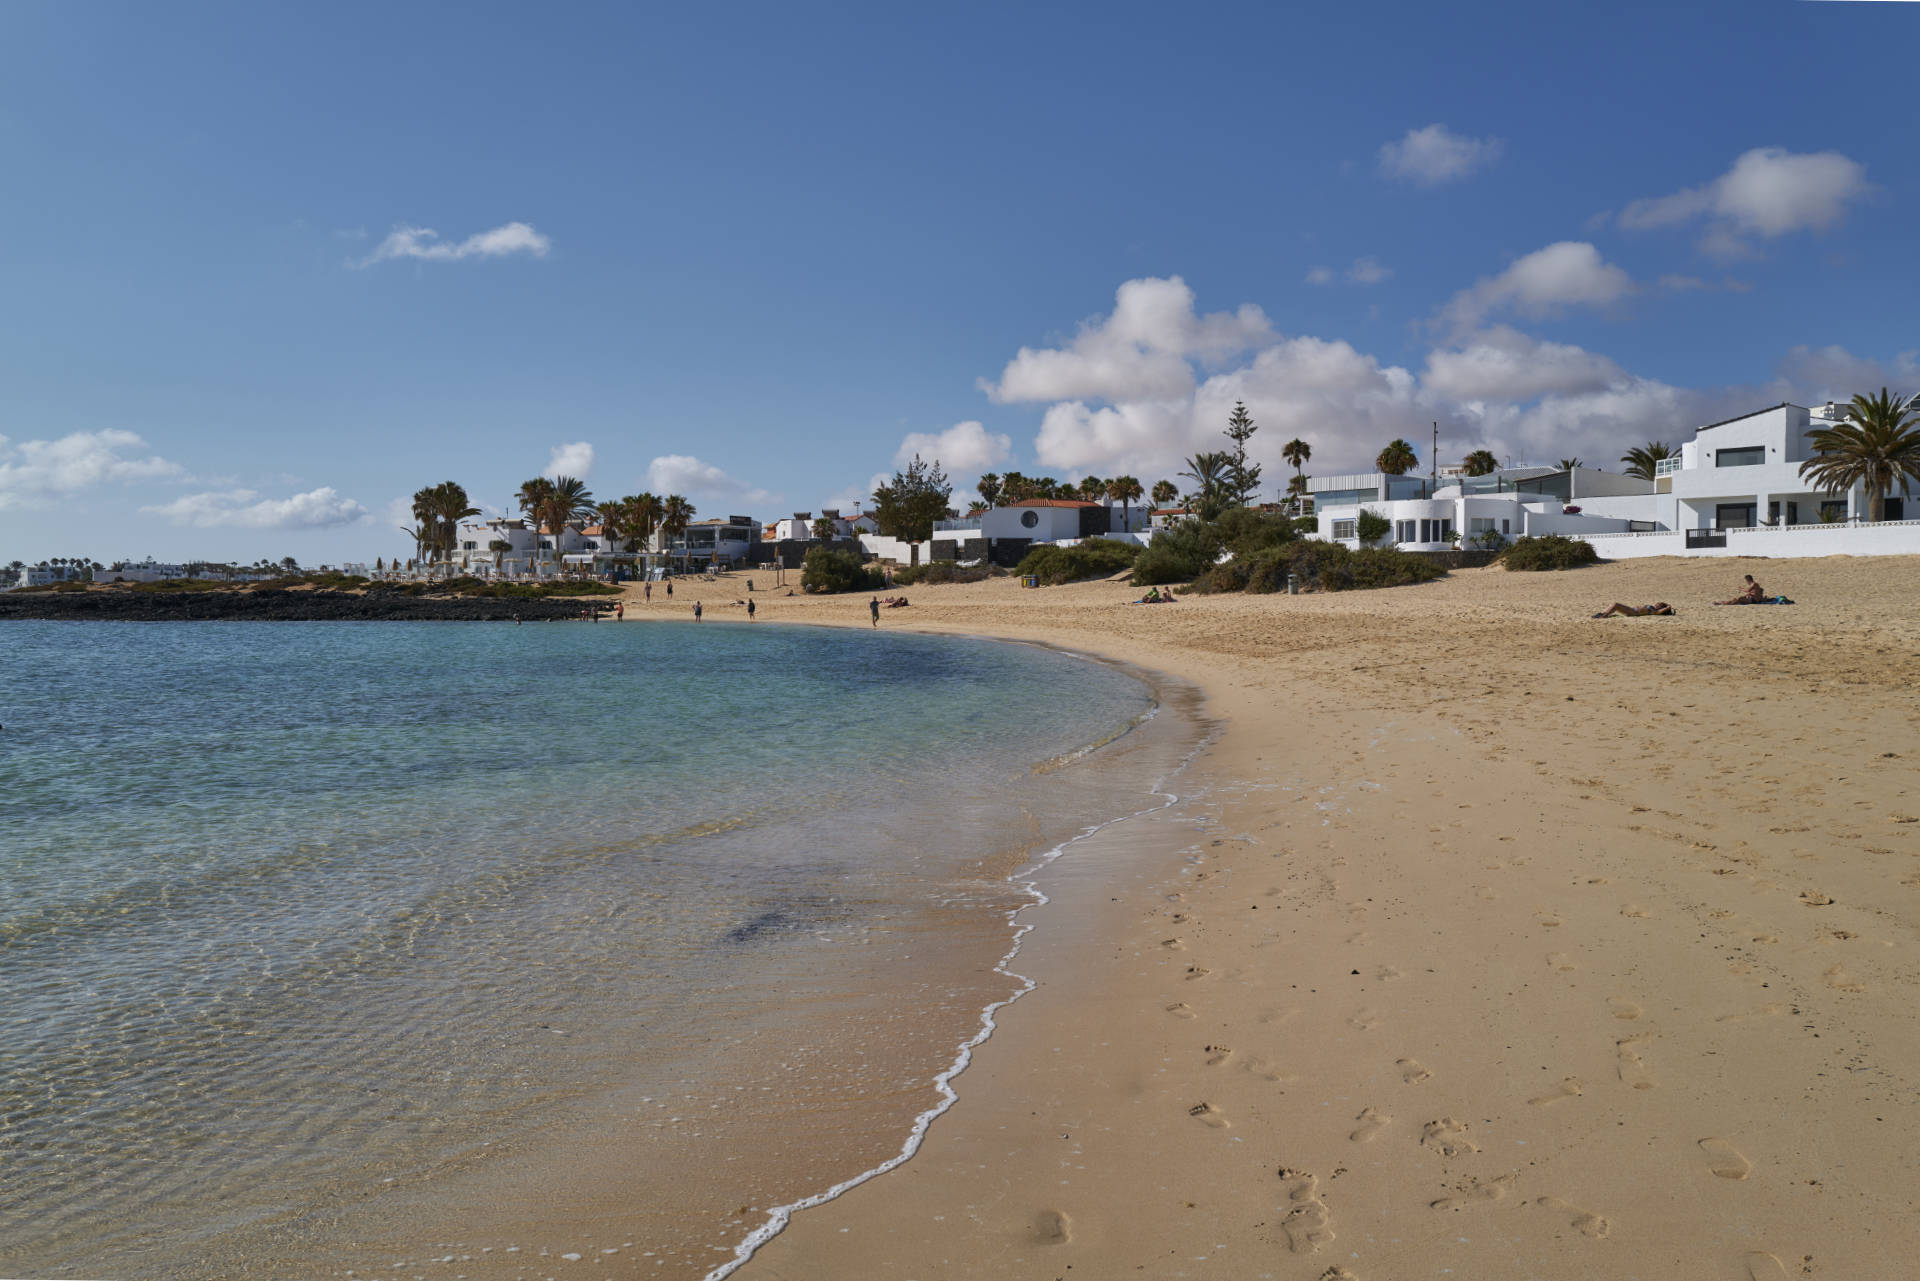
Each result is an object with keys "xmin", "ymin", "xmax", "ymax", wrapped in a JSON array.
[{"xmin": 1654, "ymin": 457, "xmax": 1682, "ymax": 477}]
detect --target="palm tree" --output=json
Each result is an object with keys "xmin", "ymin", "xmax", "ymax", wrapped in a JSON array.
[
  {"xmin": 1106, "ymin": 475, "xmax": 1144, "ymax": 531},
  {"xmin": 1179, "ymin": 451, "xmax": 1233, "ymax": 520},
  {"xmin": 1557, "ymin": 457, "xmax": 1584, "ymax": 471},
  {"xmin": 1798, "ymin": 387, "xmax": 1920, "ymax": 523},
  {"xmin": 976, "ymin": 473, "xmax": 1003, "ymax": 508},
  {"xmin": 527, "ymin": 476, "xmax": 594, "ymax": 574},
  {"xmin": 628, "ymin": 492, "xmax": 663, "ymax": 558},
  {"xmin": 1375, "ymin": 439, "xmax": 1418, "ymax": 476},
  {"xmin": 1076, "ymin": 474, "xmax": 1106, "ymax": 502},
  {"xmin": 1619, "ymin": 441, "xmax": 1676, "ymax": 481},
  {"xmin": 661, "ymin": 494, "xmax": 696, "ymax": 570},
  {"xmin": 428, "ymin": 482, "xmax": 479, "ymax": 572},
  {"xmin": 998, "ymin": 471, "xmax": 1030, "ymax": 502},
  {"xmin": 965, "ymin": 499, "xmax": 989, "ymax": 518},
  {"xmin": 1461, "ymin": 449, "xmax": 1499, "ymax": 477},
  {"xmin": 1151, "ymin": 479, "xmax": 1178, "ymax": 508},
  {"xmin": 1281, "ymin": 437, "xmax": 1311, "ymax": 509},
  {"xmin": 399, "ymin": 522, "xmax": 432, "ymax": 569}
]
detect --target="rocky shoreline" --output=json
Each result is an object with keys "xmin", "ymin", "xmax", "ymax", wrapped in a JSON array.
[{"xmin": 0, "ymin": 588, "xmax": 611, "ymax": 622}]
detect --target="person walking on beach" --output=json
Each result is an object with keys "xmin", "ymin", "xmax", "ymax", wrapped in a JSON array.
[
  {"xmin": 615, "ymin": 601, "xmax": 624, "ymax": 621},
  {"xmin": 693, "ymin": 599, "xmax": 703, "ymax": 622},
  {"xmin": 666, "ymin": 580, "xmax": 673, "ymax": 597},
  {"xmin": 747, "ymin": 598, "xmax": 756, "ymax": 621},
  {"xmin": 869, "ymin": 596, "xmax": 880, "ymax": 628},
  {"xmin": 643, "ymin": 581, "xmax": 651, "ymax": 602}
]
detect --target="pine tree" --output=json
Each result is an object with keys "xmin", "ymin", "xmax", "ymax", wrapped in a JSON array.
[{"xmin": 1223, "ymin": 401, "xmax": 1262, "ymax": 507}]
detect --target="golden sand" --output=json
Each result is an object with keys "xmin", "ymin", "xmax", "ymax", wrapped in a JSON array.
[{"xmin": 641, "ymin": 555, "xmax": 1920, "ymax": 1281}]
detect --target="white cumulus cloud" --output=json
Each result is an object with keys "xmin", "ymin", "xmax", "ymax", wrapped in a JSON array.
[
  {"xmin": 645, "ymin": 455, "xmax": 775, "ymax": 506},
  {"xmin": 1618, "ymin": 147, "xmax": 1870, "ymax": 257},
  {"xmin": 545, "ymin": 441, "xmax": 595, "ymax": 479},
  {"xmin": 1439, "ymin": 242, "xmax": 1635, "ymax": 335},
  {"xmin": 142, "ymin": 487, "xmax": 368, "ymax": 529},
  {"xmin": 1422, "ymin": 327, "xmax": 1627, "ymax": 403},
  {"xmin": 1378, "ymin": 124, "xmax": 1503, "ymax": 186},
  {"xmin": 0, "ymin": 429, "xmax": 187, "ymax": 510},
  {"xmin": 984, "ymin": 276, "xmax": 1273, "ymax": 404},
  {"xmin": 893, "ymin": 421, "xmax": 1012, "ymax": 472},
  {"xmin": 354, "ymin": 220, "xmax": 552, "ymax": 268}
]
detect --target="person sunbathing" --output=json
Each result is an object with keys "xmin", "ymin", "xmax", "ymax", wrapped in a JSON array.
[
  {"xmin": 1713, "ymin": 575, "xmax": 1766, "ymax": 605},
  {"xmin": 1592, "ymin": 602, "xmax": 1675, "ymax": 618}
]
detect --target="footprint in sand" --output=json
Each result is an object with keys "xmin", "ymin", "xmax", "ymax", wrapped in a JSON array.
[
  {"xmin": 1205, "ymin": 1044, "xmax": 1233, "ymax": 1066},
  {"xmin": 1699, "ymin": 1137, "xmax": 1752, "ymax": 1180},
  {"xmin": 1243, "ymin": 1056, "xmax": 1296, "ymax": 1083},
  {"xmin": 1799, "ymin": 891, "xmax": 1834, "ymax": 907},
  {"xmin": 1348, "ymin": 1107, "xmax": 1392, "ymax": 1143},
  {"xmin": 1397, "ymin": 1058, "xmax": 1431, "ymax": 1084},
  {"xmin": 1527, "ymin": 1077, "xmax": 1584, "ymax": 1107},
  {"xmin": 1536, "ymin": 1195, "xmax": 1610, "ymax": 1238},
  {"xmin": 1745, "ymin": 1252, "xmax": 1790, "ymax": 1279},
  {"xmin": 1185, "ymin": 965, "xmax": 1212, "ymax": 981},
  {"xmin": 1430, "ymin": 1172, "xmax": 1515, "ymax": 1210},
  {"xmin": 1622, "ymin": 903, "xmax": 1652, "ymax": 918},
  {"xmin": 1188, "ymin": 1101, "xmax": 1230, "ymax": 1129},
  {"xmin": 1547, "ymin": 952, "xmax": 1577, "ymax": 973},
  {"xmin": 1608, "ymin": 996, "xmax": 1643, "ymax": 1021},
  {"xmin": 1715, "ymin": 1003, "xmax": 1787, "ymax": 1024},
  {"xmin": 1319, "ymin": 1269, "xmax": 1358, "ymax": 1281},
  {"xmin": 1616, "ymin": 1034, "xmax": 1657, "ymax": 1090},
  {"xmin": 1166, "ymin": 1002, "xmax": 1197, "ymax": 1019},
  {"xmin": 1421, "ymin": 1118, "xmax": 1480, "ymax": 1158},
  {"xmin": 1374, "ymin": 965, "xmax": 1404, "ymax": 981},
  {"xmin": 1823, "ymin": 963, "xmax": 1866, "ymax": 993},
  {"xmin": 1162, "ymin": 937, "xmax": 1187, "ymax": 950},
  {"xmin": 1348, "ymin": 1008, "xmax": 1383, "ymax": 1031},
  {"xmin": 1537, "ymin": 913, "xmax": 1563, "ymax": 929},
  {"xmin": 1030, "ymin": 1208, "xmax": 1072, "ymax": 1245},
  {"xmin": 1276, "ymin": 1169, "xmax": 1334, "ymax": 1254}
]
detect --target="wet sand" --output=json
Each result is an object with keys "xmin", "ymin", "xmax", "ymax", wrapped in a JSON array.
[{"xmin": 653, "ymin": 556, "xmax": 1920, "ymax": 1281}]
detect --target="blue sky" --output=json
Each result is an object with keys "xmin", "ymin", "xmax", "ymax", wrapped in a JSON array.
[{"xmin": 1, "ymin": 0, "xmax": 1914, "ymax": 564}]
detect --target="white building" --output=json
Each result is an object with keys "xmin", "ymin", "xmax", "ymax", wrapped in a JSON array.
[{"xmin": 95, "ymin": 559, "xmax": 188, "ymax": 583}]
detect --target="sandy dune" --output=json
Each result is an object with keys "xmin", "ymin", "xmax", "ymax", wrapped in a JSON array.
[{"xmin": 653, "ymin": 555, "xmax": 1920, "ymax": 1280}]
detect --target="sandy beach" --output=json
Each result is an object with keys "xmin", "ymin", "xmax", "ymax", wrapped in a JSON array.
[{"xmin": 630, "ymin": 555, "xmax": 1920, "ymax": 1281}]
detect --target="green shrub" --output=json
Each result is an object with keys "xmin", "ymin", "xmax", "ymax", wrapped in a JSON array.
[
  {"xmin": 1188, "ymin": 559, "xmax": 1249, "ymax": 594},
  {"xmin": 1501, "ymin": 534, "xmax": 1598, "ymax": 571},
  {"xmin": 1239, "ymin": 544, "xmax": 1298, "ymax": 593},
  {"xmin": 1346, "ymin": 547, "xmax": 1446, "ymax": 590},
  {"xmin": 893, "ymin": 561, "xmax": 994, "ymax": 586},
  {"xmin": 1016, "ymin": 537, "xmax": 1140, "ymax": 586},
  {"xmin": 1355, "ymin": 508, "xmax": 1392, "ymax": 546},
  {"xmin": 1130, "ymin": 519, "xmax": 1223, "ymax": 585},
  {"xmin": 1213, "ymin": 507, "xmax": 1299, "ymax": 559},
  {"xmin": 801, "ymin": 545, "xmax": 885, "ymax": 593}
]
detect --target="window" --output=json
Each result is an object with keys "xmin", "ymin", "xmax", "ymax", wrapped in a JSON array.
[
  {"xmin": 462, "ymin": 541, "xmax": 477, "ymax": 551},
  {"xmin": 1715, "ymin": 446, "xmax": 1766, "ymax": 467},
  {"xmin": 1435, "ymin": 518, "xmax": 1453, "ymax": 541},
  {"xmin": 1715, "ymin": 503, "xmax": 1756, "ymax": 529},
  {"xmin": 1501, "ymin": 518, "xmax": 1510, "ymax": 534},
  {"xmin": 1820, "ymin": 500, "xmax": 1847, "ymax": 522},
  {"xmin": 1469, "ymin": 517, "xmax": 1495, "ymax": 534},
  {"xmin": 1020, "ymin": 510, "xmax": 1039, "ymax": 528},
  {"xmin": 1395, "ymin": 520, "xmax": 1415, "ymax": 543},
  {"xmin": 1767, "ymin": 501, "xmax": 1798, "ymax": 525},
  {"xmin": 1332, "ymin": 518, "xmax": 1357, "ymax": 540}
]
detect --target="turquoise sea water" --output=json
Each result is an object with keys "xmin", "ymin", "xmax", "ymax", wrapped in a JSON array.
[{"xmin": 0, "ymin": 620, "xmax": 1154, "ymax": 1277}]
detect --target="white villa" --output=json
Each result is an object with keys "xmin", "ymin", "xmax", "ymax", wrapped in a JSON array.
[{"xmin": 1313, "ymin": 401, "xmax": 1920, "ymax": 560}]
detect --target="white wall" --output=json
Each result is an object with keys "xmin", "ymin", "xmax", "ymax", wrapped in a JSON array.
[{"xmin": 1576, "ymin": 519, "xmax": 1920, "ymax": 559}]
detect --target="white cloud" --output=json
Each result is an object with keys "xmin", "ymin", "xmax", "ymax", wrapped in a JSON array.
[
  {"xmin": 645, "ymin": 454, "xmax": 775, "ymax": 505},
  {"xmin": 1347, "ymin": 257, "xmax": 1393, "ymax": 285},
  {"xmin": 142, "ymin": 487, "xmax": 368, "ymax": 529},
  {"xmin": 545, "ymin": 441, "xmax": 595, "ymax": 479},
  {"xmin": 354, "ymin": 220, "xmax": 551, "ymax": 268},
  {"xmin": 1618, "ymin": 148, "xmax": 1870, "ymax": 257},
  {"xmin": 893, "ymin": 421, "xmax": 1011, "ymax": 472},
  {"xmin": 1774, "ymin": 345, "xmax": 1920, "ymax": 402},
  {"xmin": 1307, "ymin": 258, "xmax": 1392, "ymax": 287},
  {"xmin": 1422, "ymin": 327, "xmax": 1626, "ymax": 402},
  {"xmin": 0, "ymin": 429, "xmax": 186, "ymax": 510},
  {"xmin": 984, "ymin": 276, "xmax": 1273, "ymax": 404},
  {"xmin": 1378, "ymin": 124, "xmax": 1503, "ymax": 186},
  {"xmin": 1439, "ymin": 241, "xmax": 1635, "ymax": 334}
]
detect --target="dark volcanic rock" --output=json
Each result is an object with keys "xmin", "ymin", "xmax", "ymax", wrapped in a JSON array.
[{"xmin": 0, "ymin": 588, "xmax": 609, "ymax": 622}]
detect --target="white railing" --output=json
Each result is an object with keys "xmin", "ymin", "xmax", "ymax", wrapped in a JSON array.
[{"xmin": 933, "ymin": 518, "xmax": 982, "ymax": 532}]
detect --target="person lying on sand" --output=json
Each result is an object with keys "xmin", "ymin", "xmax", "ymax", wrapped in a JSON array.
[
  {"xmin": 1593, "ymin": 602, "xmax": 1675, "ymax": 618},
  {"xmin": 1714, "ymin": 574, "xmax": 1767, "ymax": 605}
]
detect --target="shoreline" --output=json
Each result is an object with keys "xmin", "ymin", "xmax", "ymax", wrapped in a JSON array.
[{"xmin": 615, "ymin": 558, "xmax": 1920, "ymax": 1281}]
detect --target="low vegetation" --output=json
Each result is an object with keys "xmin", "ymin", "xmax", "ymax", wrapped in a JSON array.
[
  {"xmin": 1145, "ymin": 507, "xmax": 1445, "ymax": 594},
  {"xmin": 1500, "ymin": 535, "xmax": 1599, "ymax": 571},
  {"xmin": 800, "ymin": 545, "xmax": 885, "ymax": 593},
  {"xmin": 1016, "ymin": 537, "xmax": 1140, "ymax": 586},
  {"xmin": 891, "ymin": 561, "xmax": 998, "ymax": 586}
]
